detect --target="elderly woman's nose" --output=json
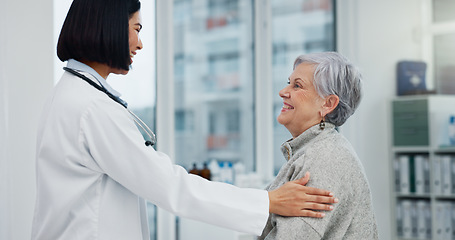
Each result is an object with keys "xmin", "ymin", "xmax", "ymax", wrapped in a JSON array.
[{"xmin": 279, "ymin": 87, "xmax": 290, "ymax": 98}]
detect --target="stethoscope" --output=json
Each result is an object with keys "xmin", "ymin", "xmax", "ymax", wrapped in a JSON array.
[{"xmin": 63, "ymin": 67, "xmax": 157, "ymax": 147}]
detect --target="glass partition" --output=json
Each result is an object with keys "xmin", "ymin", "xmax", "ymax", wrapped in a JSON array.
[
  {"xmin": 271, "ymin": 0, "xmax": 335, "ymax": 174},
  {"xmin": 433, "ymin": 0, "xmax": 455, "ymax": 23},
  {"xmin": 432, "ymin": 0, "xmax": 455, "ymax": 95},
  {"xmin": 173, "ymin": 0, "xmax": 255, "ymax": 175},
  {"xmin": 434, "ymin": 33, "xmax": 455, "ymax": 94}
]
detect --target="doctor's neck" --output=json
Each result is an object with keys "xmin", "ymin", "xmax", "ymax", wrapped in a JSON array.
[{"xmin": 81, "ymin": 60, "xmax": 111, "ymax": 79}]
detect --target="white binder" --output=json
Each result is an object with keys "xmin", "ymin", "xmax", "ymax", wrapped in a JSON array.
[
  {"xmin": 416, "ymin": 200, "xmax": 429, "ymax": 239},
  {"xmin": 435, "ymin": 202, "xmax": 445, "ymax": 240},
  {"xmin": 451, "ymin": 156, "xmax": 455, "ymax": 194},
  {"xmin": 423, "ymin": 156, "xmax": 430, "ymax": 193},
  {"xmin": 414, "ymin": 155, "xmax": 425, "ymax": 194},
  {"xmin": 424, "ymin": 200, "xmax": 432, "ymax": 239},
  {"xmin": 441, "ymin": 155, "xmax": 452, "ymax": 195},
  {"xmin": 452, "ymin": 203, "xmax": 455, "ymax": 239},
  {"xmin": 433, "ymin": 156, "xmax": 442, "ymax": 195},
  {"xmin": 396, "ymin": 201, "xmax": 403, "ymax": 237},
  {"xmin": 443, "ymin": 202, "xmax": 453, "ymax": 240},
  {"xmin": 402, "ymin": 200, "xmax": 413, "ymax": 238}
]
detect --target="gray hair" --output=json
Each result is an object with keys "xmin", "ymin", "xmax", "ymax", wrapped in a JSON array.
[{"xmin": 293, "ymin": 52, "xmax": 362, "ymax": 126}]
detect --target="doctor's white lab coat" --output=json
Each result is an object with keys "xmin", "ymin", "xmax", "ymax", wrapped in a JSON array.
[{"xmin": 31, "ymin": 71, "xmax": 269, "ymax": 240}]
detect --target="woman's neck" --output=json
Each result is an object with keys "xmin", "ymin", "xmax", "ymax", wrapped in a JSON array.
[{"xmin": 80, "ymin": 60, "xmax": 110, "ymax": 79}]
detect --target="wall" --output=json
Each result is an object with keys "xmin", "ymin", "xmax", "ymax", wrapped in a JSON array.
[
  {"xmin": 0, "ymin": 2, "xmax": 8, "ymax": 239},
  {"xmin": 337, "ymin": 0, "xmax": 424, "ymax": 239},
  {"xmin": 0, "ymin": 0, "xmax": 54, "ymax": 239}
]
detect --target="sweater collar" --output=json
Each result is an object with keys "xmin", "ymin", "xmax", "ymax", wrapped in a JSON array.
[{"xmin": 280, "ymin": 122, "xmax": 336, "ymax": 161}]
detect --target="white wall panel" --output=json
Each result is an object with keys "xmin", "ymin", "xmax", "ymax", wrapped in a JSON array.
[
  {"xmin": 0, "ymin": 0, "xmax": 55, "ymax": 239},
  {"xmin": 337, "ymin": 1, "xmax": 424, "ymax": 239}
]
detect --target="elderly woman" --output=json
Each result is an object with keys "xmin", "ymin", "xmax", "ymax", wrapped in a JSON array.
[{"xmin": 259, "ymin": 52, "xmax": 378, "ymax": 239}]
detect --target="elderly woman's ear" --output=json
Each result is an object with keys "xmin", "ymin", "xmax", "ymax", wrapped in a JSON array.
[{"xmin": 321, "ymin": 94, "xmax": 339, "ymax": 117}]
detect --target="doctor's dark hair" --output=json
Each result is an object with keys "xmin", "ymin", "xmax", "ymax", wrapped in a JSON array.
[
  {"xmin": 293, "ymin": 52, "xmax": 362, "ymax": 127},
  {"xmin": 57, "ymin": 0, "xmax": 141, "ymax": 71}
]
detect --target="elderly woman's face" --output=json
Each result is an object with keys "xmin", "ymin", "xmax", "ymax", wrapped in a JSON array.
[{"xmin": 277, "ymin": 63, "xmax": 325, "ymax": 138}]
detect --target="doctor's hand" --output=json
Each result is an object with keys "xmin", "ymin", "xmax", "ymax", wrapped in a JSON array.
[{"xmin": 268, "ymin": 172, "xmax": 338, "ymax": 218}]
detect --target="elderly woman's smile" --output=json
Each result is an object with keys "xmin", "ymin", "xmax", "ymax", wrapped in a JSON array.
[
  {"xmin": 281, "ymin": 102, "xmax": 294, "ymax": 111},
  {"xmin": 277, "ymin": 63, "xmax": 325, "ymax": 138}
]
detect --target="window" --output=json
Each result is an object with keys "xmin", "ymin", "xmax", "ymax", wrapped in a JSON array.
[
  {"xmin": 271, "ymin": 0, "xmax": 336, "ymax": 174},
  {"xmin": 173, "ymin": 0, "xmax": 255, "ymax": 174},
  {"xmin": 431, "ymin": 0, "xmax": 455, "ymax": 94},
  {"xmin": 168, "ymin": 1, "xmax": 335, "ymax": 237}
]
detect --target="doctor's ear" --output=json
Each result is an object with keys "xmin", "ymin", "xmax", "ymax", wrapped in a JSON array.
[{"xmin": 322, "ymin": 95, "xmax": 339, "ymax": 116}]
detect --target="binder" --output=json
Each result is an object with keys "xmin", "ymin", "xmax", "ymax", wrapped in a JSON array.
[
  {"xmin": 414, "ymin": 155, "xmax": 425, "ymax": 194},
  {"xmin": 410, "ymin": 201, "xmax": 418, "ymax": 237},
  {"xmin": 409, "ymin": 156, "xmax": 416, "ymax": 193},
  {"xmin": 424, "ymin": 200, "xmax": 432, "ymax": 239},
  {"xmin": 451, "ymin": 156, "xmax": 455, "ymax": 194},
  {"xmin": 394, "ymin": 158, "xmax": 400, "ymax": 192},
  {"xmin": 396, "ymin": 201, "xmax": 403, "ymax": 237},
  {"xmin": 402, "ymin": 200, "xmax": 413, "ymax": 238},
  {"xmin": 423, "ymin": 156, "xmax": 430, "ymax": 193},
  {"xmin": 416, "ymin": 200, "xmax": 429, "ymax": 239},
  {"xmin": 441, "ymin": 155, "xmax": 452, "ymax": 195},
  {"xmin": 435, "ymin": 202, "xmax": 445, "ymax": 240},
  {"xmin": 443, "ymin": 202, "xmax": 452, "ymax": 240},
  {"xmin": 452, "ymin": 203, "xmax": 455, "ymax": 239},
  {"xmin": 433, "ymin": 156, "xmax": 442, "ymax": 195},
  {"xmin": 399, "ymin": 155, "xmax": 410, "ymax": 193}
]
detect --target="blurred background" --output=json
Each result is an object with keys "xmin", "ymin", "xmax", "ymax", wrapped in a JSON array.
[{"xmin": 2, "ymin": 0, "xmax": 455, "ymax": 239}]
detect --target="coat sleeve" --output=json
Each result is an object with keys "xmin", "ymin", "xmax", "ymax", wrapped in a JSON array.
[{"xmin": 78, "ymin": 99, "xmax": 269, "ymax": 235}]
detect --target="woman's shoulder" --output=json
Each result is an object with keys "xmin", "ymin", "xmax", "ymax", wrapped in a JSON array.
[
  {"xmin": 300, "ymin": 130, "xmax": 365, "ymax": 176},
  {"xmin": 58, "ymin": 72, "xmax": 122, "ymax": 111},
  {"xmin": 306, "ymin": 130, "xmax": 355, "ymax": 158}
]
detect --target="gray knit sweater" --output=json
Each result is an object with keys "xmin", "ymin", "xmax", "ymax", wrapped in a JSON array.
[{"xmin": 259, "ymin": 123, "xmax": 378, "ymax": 240}]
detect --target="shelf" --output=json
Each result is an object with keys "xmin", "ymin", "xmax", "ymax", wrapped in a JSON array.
[
  {"xmin": 395, "ymin": 193, "xmax": 455, "ymax": 200},
  {"xmin": 435, "ymin": 145, "xmax": 455, "ymax": 153},
  {"xmin": 392, "ymin": 146, "xmax": 455, "ymax": 153},
  {"xmin": 396, "ymin": 237, "xmax": 431, "ymax": 240},
  {"xmin": 390, "ymin": 96, "xmax": 455, "ymax": 240},
  {"xmin": 392, "ymin": 146, "xmax": 430, "ymax": 153},
  {"xmin": 395, "ymin": 193, "xmax": 431, "ymax": 199},
  {"xmin": 434, "ymin": 195, "xmax": 455, "ymax": 200}
]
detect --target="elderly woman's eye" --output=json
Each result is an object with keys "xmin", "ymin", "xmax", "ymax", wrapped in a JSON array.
[{"xmin": 287, "ymin": 80, "xmax": 290, "ymax": 84}]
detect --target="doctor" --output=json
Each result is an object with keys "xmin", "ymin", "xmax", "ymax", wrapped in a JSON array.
[{"xmin": 31, "ymin": 0, "xmax": 338, "ymax": 239}]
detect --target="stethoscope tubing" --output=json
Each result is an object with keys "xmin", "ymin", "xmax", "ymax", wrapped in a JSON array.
[{"xmin": 63, "ymin": 67, "xmax": 156, "ymax": 146}]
